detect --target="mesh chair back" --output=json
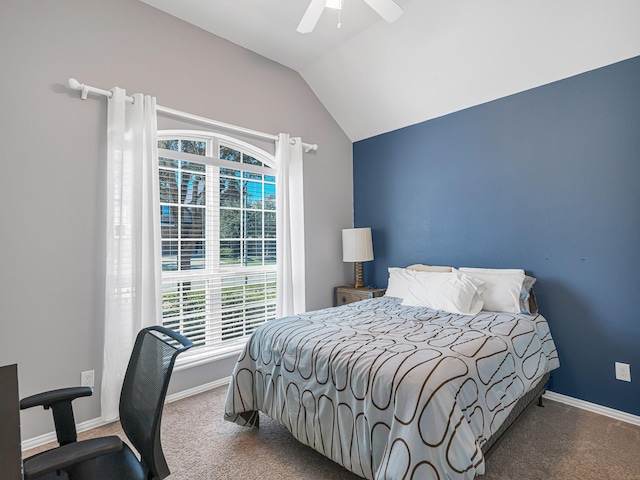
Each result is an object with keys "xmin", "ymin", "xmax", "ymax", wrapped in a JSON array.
[{"xmin": 119, "ymin": 326, "xmax": 193, "ymax": 479}]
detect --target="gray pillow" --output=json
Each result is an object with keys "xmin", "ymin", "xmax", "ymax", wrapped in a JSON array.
[{"xmin": 520, "ymin": 275, "xmax": 538, "ymax": 314}]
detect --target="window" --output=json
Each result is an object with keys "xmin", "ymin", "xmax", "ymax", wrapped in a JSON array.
[{"xmin": 157, "ymin": 131, "xmax": 277, "ymax": 363}]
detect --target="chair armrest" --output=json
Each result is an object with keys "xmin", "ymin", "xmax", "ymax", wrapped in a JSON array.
[
  {"xmin": 20, "ymin": 387, "xmax": 93, "ymax": 410},
  {"xmin": 20, "ymin": 387, "xmax": 93, "ymax": 445},
  {"xmin": 23, "ymin": 436, "xmax": 123, "ymax": 480}
]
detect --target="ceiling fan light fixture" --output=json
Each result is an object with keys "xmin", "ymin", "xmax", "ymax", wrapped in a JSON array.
[{"xmin": 297, "ymin": 0, "xmax": 402, "ymax": 33}]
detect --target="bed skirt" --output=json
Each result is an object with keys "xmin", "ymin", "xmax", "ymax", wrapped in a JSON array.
[{"xmin": 482, "ymin": 372, "xmax": 550, "ymax": 457}]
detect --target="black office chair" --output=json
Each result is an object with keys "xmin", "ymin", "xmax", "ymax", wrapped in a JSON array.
[{"xmin": 20, "ymin": 326, "xmax": 193, "ymax": 480}]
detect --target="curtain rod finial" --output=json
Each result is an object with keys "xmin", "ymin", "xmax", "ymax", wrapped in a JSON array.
[
  {"xmin": 68, "ymin": 78, "xmax": 89, "ymax": 99},
  {"xmin": 305, "ymin": 144, "xmax": 318, "ymax": 153},
  {"xmin": 68, "ymin": 78, "xmax": 81, "ymax": 90}
]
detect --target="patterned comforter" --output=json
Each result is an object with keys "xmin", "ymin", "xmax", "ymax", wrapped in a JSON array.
[{"xmin": 224, "ymin": 297, "xmax": 559, "ymax": 479}]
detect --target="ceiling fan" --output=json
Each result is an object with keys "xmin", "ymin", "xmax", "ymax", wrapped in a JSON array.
[{"xmin": 297, "ymin": 0, "xmax": 403, "ymax": 33}]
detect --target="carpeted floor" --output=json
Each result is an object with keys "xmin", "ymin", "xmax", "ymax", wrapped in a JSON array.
[{"xmin": 25, "ymin": 385, "xmax": 640, "ymax": 479}]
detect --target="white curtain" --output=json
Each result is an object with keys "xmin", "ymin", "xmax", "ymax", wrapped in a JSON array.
[
  {"xmin": 102, "ymin": 88, "xmax": 162, "ymax": 421},
  {"xmin": 275, "ymin": 134, "xmax": 306, "ymax": 317}
]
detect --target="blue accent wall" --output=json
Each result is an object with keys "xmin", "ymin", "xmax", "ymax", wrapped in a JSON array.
[{"xmin": 353, "ymin": 56, "xmax": 640, "ymax": 415}]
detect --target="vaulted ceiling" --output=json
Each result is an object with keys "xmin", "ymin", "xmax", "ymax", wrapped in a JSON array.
[{"xmin": 140, "ymin": 0, "xmax": 640, "ymax": 142}]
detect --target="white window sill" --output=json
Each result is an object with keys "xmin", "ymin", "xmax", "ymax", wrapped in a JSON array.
[{"xmin": 173, "ymin": 340, "xmax": 247, "ymax": 372}]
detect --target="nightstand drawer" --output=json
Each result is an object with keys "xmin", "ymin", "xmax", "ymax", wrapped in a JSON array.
[{"xmin": 334, "ymin": 286, "xmax": 385, "ymax": 306}]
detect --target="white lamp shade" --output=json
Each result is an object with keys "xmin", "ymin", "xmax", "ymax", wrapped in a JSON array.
[{"xmin": 342, "ymin": 228, "xmax": 374, "ymax": 262}]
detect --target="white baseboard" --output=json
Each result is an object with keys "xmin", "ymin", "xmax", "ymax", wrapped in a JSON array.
[
  {"xmin": 165, "ymin": 376, "xmax": 231, "ymax": 404},
  {"xmin": 22, "ymin": 377, "xmax": 231, "ymax": 452},
  {"xmin": 543, "ymin": 391, "xmax": 640, "ymax": 426}
]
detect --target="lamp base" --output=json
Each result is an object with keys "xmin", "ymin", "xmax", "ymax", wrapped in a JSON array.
[{"xmin": 353, "ymin": 262, "xmax": 365, "ymax": 288}]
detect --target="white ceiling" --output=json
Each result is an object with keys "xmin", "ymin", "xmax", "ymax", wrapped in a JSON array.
[
  {"xmin": 139, "ymin": 0, "xmax": 412, "ymax": 72},
  {"xmin": 140, "ymin": 0, "xmax": 640, "ymax": 142}
]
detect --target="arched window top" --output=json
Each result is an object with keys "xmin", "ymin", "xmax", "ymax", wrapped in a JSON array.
[{"xmin": 158, "ymin": 129, "xmax": 275, "ymax": 169}]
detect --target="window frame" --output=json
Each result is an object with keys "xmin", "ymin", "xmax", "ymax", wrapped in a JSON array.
[{"xmin": 157, "ymin": 129, "xmax": 277, "ymax": 370}]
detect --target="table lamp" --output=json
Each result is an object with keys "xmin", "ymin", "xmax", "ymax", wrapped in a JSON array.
[{"xmin": 342, "ymin": 227, "xmax": 374, "ymax": 288}]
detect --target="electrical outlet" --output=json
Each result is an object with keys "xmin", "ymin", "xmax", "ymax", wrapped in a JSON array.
[
  {"xmin": 615, "ymin": 362, "xmax": 631, "ymax": 382},
  {"xmin": 81, "ymin": 370, "xmax": 94, "ymax": 387}
]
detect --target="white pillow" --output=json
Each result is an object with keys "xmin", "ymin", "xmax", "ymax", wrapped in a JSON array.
[
  {"xmin": 401, "ymin": 270, "xmax": 485, "ymax": 315},
  {"xmin": 385, "ymin": 267, "xmax": 459, "ymax": 300},
  {"xmin": 406, "ymin": 264, "xmax": 452, "ymax": 273},
  {"xmin": 384, "ymin": 267, "xmax": 416, "ymax": 299},
  {"xmin": 460, "ymin": 267, "xmax": 525, "ymax": 275},
  {"xmin": 458, "ymin": 267, "xmax": 525, "ymax": 313}
]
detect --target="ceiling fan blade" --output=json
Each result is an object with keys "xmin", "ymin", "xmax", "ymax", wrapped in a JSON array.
[
  {"xmin": 297, "ymin": 0, "xmax": 326, "ymax": 33},
  {"xmin": 362, "ymin": 0, "xmax": 403, "ymax": 23}
]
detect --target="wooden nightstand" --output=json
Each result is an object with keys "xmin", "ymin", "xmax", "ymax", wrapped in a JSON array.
[{"xmin": 334, "ymin": 286, "xmax": 386, "ymax": 307}]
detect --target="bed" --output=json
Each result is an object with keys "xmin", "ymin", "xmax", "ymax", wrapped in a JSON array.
[{"xmin": 224, "ymin": 267, "xmax": 560, "ymax": 480}]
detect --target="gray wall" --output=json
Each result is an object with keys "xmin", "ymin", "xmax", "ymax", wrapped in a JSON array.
[{"xmin": 0, "ymin": 0, "xmax": 353, "ymax": 441}]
